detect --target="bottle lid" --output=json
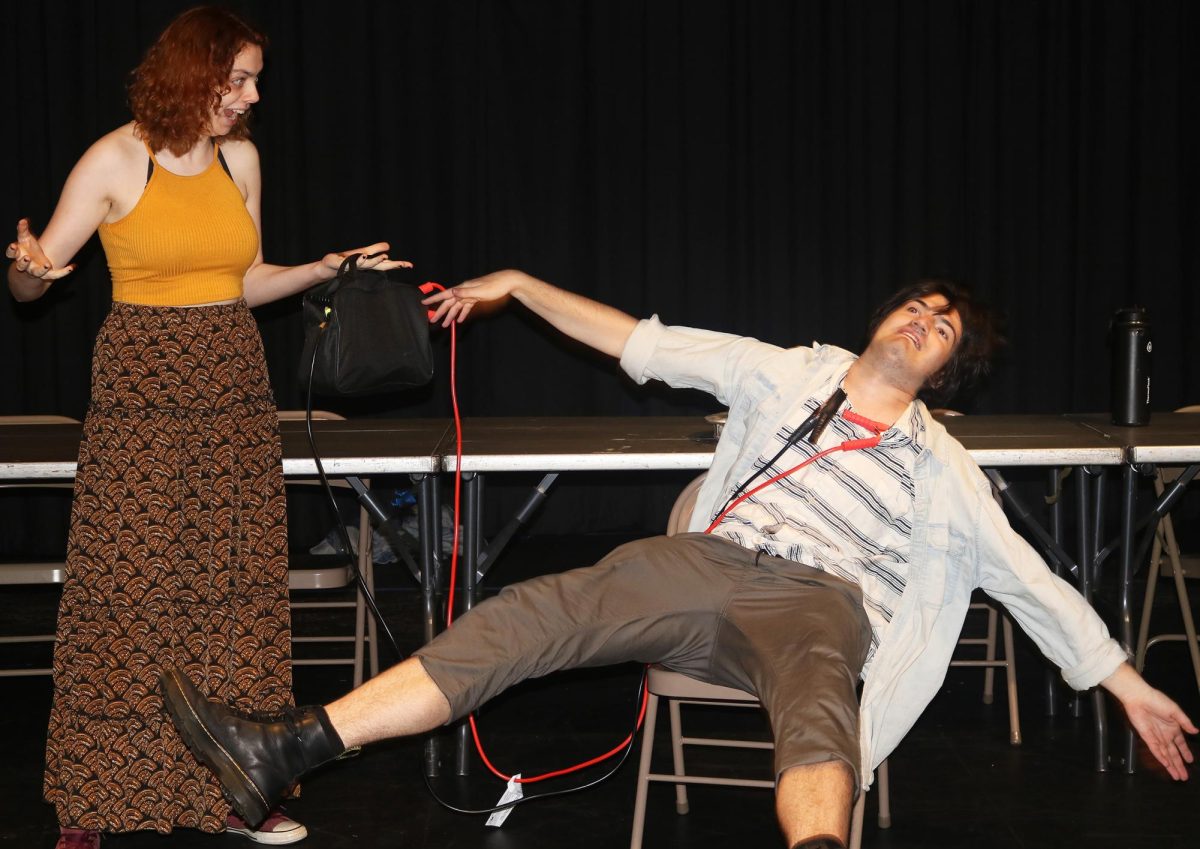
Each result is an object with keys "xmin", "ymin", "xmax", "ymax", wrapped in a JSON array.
[{"xmin": 1111, "ymin": 305, "xmax": 1149, "ymax": 329}]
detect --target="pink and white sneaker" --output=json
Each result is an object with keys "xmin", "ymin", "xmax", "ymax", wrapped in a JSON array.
[
  {"xmin": 226, "ymin": 809, "xmax": 308, "ymax": 845},
  {"xmin": 55, "ymin": 829, "xmax": 100, "ymax": 849}
]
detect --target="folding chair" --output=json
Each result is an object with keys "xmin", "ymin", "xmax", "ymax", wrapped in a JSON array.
[
  {"xmin": 0, "ymin": 415, "xmax": 80, "ymax": 677},
  {"xmin": 630, "ymin": 473, "xmax": 891, "ymax": 849},
  {"xmin": 279, "ymin": 410, "xmax": 377, "ymax": 687},
  {"xmin": 1134, "ymin": 405, "xmax": 1200, "ymax": 696}
]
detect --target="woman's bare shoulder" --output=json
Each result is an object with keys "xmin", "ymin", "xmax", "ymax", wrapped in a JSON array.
[
  {"xmin": 76, "ymin": 123, "xmax": 147, "ymax": 177},
  {"xmin": 218, "ymin": 137, "xmax": 260, "ymax": 168}
]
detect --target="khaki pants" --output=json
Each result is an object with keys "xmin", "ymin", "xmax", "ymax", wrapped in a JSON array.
[{"xmin": 416, "ymin": 532, "xmax": 871, "ymax": 782}]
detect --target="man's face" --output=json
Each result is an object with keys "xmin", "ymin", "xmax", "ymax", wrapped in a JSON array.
[{"xmin": 866, "ymin": 294, "xmax": 964, "ymax": 391}]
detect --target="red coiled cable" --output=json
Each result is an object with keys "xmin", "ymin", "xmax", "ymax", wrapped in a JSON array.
[{"xmin": 427, "ymin": 281, "xmax": 648, "ymax": 785}]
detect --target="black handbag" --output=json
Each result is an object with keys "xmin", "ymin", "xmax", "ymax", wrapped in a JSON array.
[{"xmin": 299, "ymin": 254, "xmax": 434, "ymax": 396}]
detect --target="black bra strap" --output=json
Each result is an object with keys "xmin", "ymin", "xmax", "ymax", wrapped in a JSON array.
[{"xmin": 144, "ymin": 147, "xmax": 233, "ymax": 184}]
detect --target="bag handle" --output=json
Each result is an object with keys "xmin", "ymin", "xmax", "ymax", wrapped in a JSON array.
[{"xmin": 322, "ymin": 253, "xmax": 362, "ymax": 298}]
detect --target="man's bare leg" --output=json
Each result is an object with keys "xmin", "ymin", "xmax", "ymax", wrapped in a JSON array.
[
  {"xmin": 325, "ymin": 656, "xmax": 451, "ymax": 748},
  {"xmin": 776, "ymin": 760, "xmax": 854, "ymax": 848}
]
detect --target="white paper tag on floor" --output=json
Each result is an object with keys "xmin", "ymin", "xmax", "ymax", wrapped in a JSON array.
[{"xmin": 486, "ymin": 774, "xmax": 522, "ymax": 827}]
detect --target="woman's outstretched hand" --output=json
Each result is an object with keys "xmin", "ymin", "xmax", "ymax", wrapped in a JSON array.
[
  {"xmin": 319, "ymin": 242, "xmax": 413, "ymax": 278},
  {"xmin": 7, "ymin": 218, "xmax": 75, "ymax": 281}
]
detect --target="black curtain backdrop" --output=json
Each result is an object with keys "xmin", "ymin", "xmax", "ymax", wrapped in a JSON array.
[{"xmin": 4, "ymin": 0, "xmax": 1199, "ymax": 547}]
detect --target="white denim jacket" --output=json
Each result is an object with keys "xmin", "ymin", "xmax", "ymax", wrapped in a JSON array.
[{"xmin": 620, "ymin": 317, "xmax": 1127, "ymax": 786}]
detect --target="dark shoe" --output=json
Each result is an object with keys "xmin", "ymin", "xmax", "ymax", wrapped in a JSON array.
[
  {"xmin": 159, "ymin": 667, "xmax": 344, "ymax": 828},
  {"xmin": 55, "ymin": 829, "xmax": 100, "ymax": 849}
]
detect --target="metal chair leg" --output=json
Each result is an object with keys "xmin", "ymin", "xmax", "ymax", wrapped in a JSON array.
[
  {"xmin": 876, "ymin": 758, "xmax": 892, "ymax": 829},
  {"xmin": 983, "ymin": 604, "xmax": 998, "ymax": 704},
  {"xmin": 629, "ymin": 692, "xmax": 660, "ymax": 849},
  {"xmin": 849, "ymin": 790, "xmax": 865, "ymax": 849},
  {"xmin": 1002, "ymin": 616, "xmax": 1021, "ymax": 744},
  {"xmin": 667, "ymin": 697, "xmax": 690, "ymax": 814}
]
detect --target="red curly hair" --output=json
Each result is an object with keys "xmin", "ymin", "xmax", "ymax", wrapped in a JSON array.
[{"xmin": 128, "ymin": 6, "xmax": 267, "ymax": 156}]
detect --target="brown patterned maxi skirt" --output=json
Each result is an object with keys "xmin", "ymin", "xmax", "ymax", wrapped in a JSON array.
[{"xmin": 44, "ymin": 301, "xmax": 294, "ymax": 833}]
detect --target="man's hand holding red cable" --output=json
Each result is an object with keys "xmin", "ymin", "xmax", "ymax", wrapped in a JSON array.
[
  {"xmin": 423, "ymin": 269, "xmax": 637, "ymax": 357},
  {"xmin": 422, "ymin": 269, "xmax": 523, "ymax": 328}
]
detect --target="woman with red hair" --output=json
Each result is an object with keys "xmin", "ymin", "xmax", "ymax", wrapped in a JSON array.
[{"xmin": 6, "ymin": 7, "xmax": 407, "ymax": 847}]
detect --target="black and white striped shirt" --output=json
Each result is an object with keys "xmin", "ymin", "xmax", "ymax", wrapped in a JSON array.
[{"xmin": 712, "ymin": 382, "xmax": 926, "ymax": 667}]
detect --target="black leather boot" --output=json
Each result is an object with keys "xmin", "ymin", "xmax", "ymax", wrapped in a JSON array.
[{"xmin": 160, "ymin": 666, "xmax": 345, "ymax": 827}]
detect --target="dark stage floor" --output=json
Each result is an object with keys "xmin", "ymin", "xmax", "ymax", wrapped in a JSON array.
[{"xmin": 3, "ymin": 534, "xmax": 1199, "ymax": 849}]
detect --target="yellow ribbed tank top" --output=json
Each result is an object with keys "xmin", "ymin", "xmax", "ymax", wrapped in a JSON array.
[{"xmin": 99, "ymin": 143, "xmax": 258, "ymax": 306}]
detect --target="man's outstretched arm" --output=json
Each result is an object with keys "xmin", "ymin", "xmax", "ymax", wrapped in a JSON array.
[
  {"xmin": 1101, "ymin": 661, "xmax": 1197, "ymax": 780},
  {"xmin": 423, "ymin": 269, "xmax": 638, "ymax": 358}
]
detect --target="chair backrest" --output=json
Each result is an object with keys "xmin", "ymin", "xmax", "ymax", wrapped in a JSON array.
[
  {"xmin": 667, "ymin": 473, "xmax": 708, "ymax": 536},
  {"xmin": 0, "ymin": 416, "xmax": 80, "ymax": 588},
  {"xmin": 277, "ymin": 410, "xmax": 351, "ymax": 489},
  {"xmin": 279, "ymin": 408, "xmax": 361, "ymax": 588}
]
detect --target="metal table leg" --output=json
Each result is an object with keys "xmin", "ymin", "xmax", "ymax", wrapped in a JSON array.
[
  {"xmin": 1076, "ymin": 467, "xmax": 1108, "ymax": 771},
  {"xmin": 455, "ymin": 472, "xmax": 483, "ymax": 775},
  {"xmin": 414, "ymin": 473, "xmax": 443, "ymax": 777},
  {"xmin": 450, "ymin": 471, "xmax": 558, "ymax": 773},
  {"xmin": 986, "ymin": 468, "xmax": 1092, "ymax": 731},
  {"xmin": 1086, "ymin": 462, "xmax": 1198, "ymax": 774},
  {"xmin": 1116, "ymin": 463, "xmax": 1138, "ymax": 772},
  {"xmin": 1045, "ymin": 468, "xmax": 1064, "ymax": 718},
  {"xmin": 985, "ymin": 470, "xmax": 1080, "ymax": 578}
]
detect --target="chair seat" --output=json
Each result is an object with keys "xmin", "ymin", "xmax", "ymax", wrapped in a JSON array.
[
  {"xmin": 648, "ymin": 668, "xmax": 759, "ymax": 702},
  {"xmin": 288, "ymin": 562, "xmax": 355, "ymax": 591}
]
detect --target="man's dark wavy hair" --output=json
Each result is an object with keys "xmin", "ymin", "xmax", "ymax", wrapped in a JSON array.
[{"xmin": 864, "ymin": 279, "xmax": 1004, "ymax": 406}]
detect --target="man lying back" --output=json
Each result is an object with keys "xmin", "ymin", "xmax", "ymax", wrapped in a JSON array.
[{"xmin": 162, "ymin": 270, "xmax": 1195, "ymax": 849}]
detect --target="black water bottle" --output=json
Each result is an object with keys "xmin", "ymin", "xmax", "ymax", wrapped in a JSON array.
[{"xmin": 1109, "ymin": 306, "xmax": 1152, "ymax": 426}]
